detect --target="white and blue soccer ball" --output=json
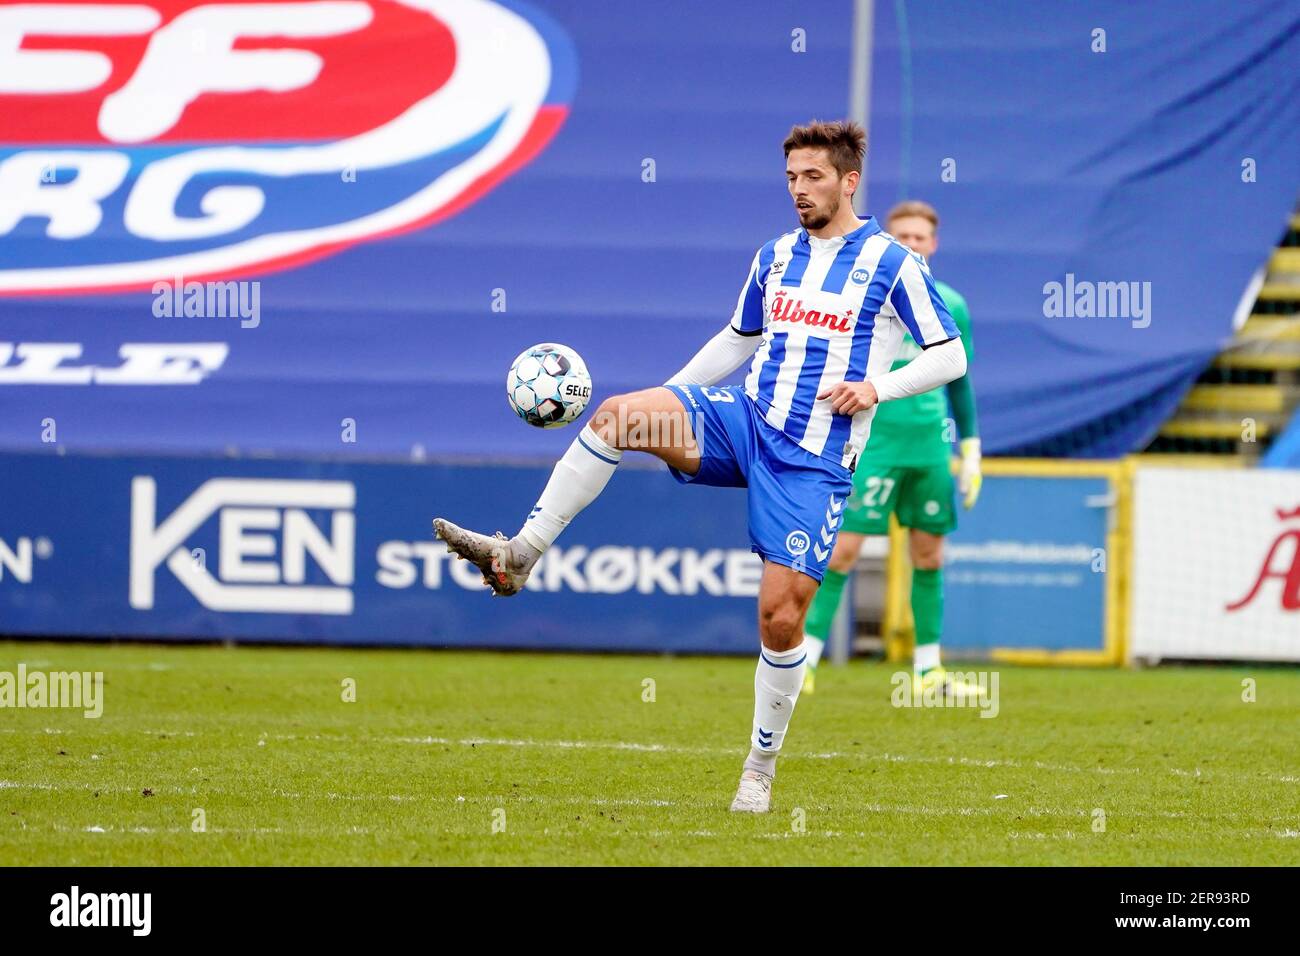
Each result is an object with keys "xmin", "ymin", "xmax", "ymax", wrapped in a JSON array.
[{"xmin": 506, "ymin": 343, "xmax": 592, "ymax": 428}]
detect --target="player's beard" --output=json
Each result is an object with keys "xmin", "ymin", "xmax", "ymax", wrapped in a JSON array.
[{"xmin": 799, "ymin": 194, "xmax": 839, "ymax": 231}]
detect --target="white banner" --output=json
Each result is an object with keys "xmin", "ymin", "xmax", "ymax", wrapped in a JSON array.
[{"xmin": 1131, "ymin": 468, "xmax": 1300, "ymax": 662}]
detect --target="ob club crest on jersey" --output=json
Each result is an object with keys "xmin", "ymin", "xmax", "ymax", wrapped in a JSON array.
[{"xmin": 0, "ymin": 0, "xmax": 577, "ymax": 294}]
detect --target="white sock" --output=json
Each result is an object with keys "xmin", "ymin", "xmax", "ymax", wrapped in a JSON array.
[
  {"xmin": 804, "ymin": 633, "xmax": 825, "ymax": 670},
  {"xmin": 518, "ymin": 424, "xmax": 622, "ymax": 552},
  {"xmin": 743, "ymin": 640, "xmax": 807, "ymax": 778},
  {"xmin": 914, "ymin": 641, "xmax": 941, "ymax": 675}
]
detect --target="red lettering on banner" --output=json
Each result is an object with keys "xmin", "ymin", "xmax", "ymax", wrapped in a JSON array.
[{"xmin": 1225, "ymin": 508, "xmax": 1300, "ymax": 612}]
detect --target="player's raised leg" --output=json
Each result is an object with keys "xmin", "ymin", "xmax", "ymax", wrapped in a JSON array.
[
  {"xmin": 731, "ymin": 561, "xmax": 819, "ymax": 812},
  {"xmin": 433, "ymin": 387, "xmax": 699, "ymax": 595}
]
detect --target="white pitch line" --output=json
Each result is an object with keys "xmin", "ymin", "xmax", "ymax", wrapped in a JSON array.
[
  {"xmin": 67, "ymin": 825, "xmax": 290, "ymax": 835},
  {"xmin": 850, "ymin": 801, "xmax": 1225, "ymax": 822},
  {"xmin": 453, "ymin": 795, "xmax": 678, "ymax": 808},
  {"xmin": 1008, "ymin": 832, "xmax": 1078, "ymax": 841},
  {"xmin": 274, "ymin": 733, "xmax": 693, "ymax": 754},
  {"xmin": 0, "ymin": 779, "xmax": 679, "ymax": 810},
  {"xmin": 806, "ymin": 749, "xmax": 1151, "ymax": 779},
  {"xmin": 0, "ymin": 728, "xmax": 68, "ymax": 734},
  {"xmin": 0, "ymin": 728, "xmax": 197, "ymax": 737},
  {"xmin": 3, "ymin": 729, "xmax": 1293, "ymax": 788},
  {"xmin": 759, "ymin": 831, "xmax": 846, "ymax": 839},
  {"xmin": 323, "ymin": 792, "xmax": 678, "ymax": 807},
  {"xmin": 0, "ymin": 783, "xmax": 1231, "ymax": 822},
  {"xmin": 9, "ymin": 787, "xmax": 1293, "ymax": 838},
  {"xmin": 0, "ymin": 780, "xmax": 200, "ymax": 795},
  {"xmin": 264, "ymin": 732, "xmax": 1300, "ymax": 787}
]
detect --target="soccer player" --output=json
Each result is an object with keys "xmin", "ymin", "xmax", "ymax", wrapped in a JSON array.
[
  {"xmin": 800, "ymin": 200, "xmax": 981, "ymax": 697},
  {"xmin": 434, "ymin": 122, "xmax": 966, "ymax": 813}
]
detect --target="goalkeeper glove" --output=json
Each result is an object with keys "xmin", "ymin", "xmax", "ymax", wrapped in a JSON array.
[{"xmin": 958, "ymin": 437, "xmax": 982, "ymax": 510}]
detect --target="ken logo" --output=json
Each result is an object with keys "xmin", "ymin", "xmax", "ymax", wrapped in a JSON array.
[{"xmin": 130, "ymin": 478, "xmax": 355, "ymax": 614}]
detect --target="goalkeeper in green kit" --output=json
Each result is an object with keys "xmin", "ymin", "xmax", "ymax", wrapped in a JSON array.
[{"xmin": 801, "ymin": 200, "xmax": 982, "ymax": 697}]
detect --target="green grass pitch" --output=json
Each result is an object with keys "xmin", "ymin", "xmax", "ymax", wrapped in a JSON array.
[{"xmin": 1, "ymin": 640, "xmax": 1297, "ymax": 865}]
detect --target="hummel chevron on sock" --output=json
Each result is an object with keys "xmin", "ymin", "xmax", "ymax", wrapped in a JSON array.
[
  {"xmin": 743, "ymin": 640, "xmax": 807, "ymax": 777},
  {"xmin": 912, "ymin": 567, "xmax": 943, "ymax": 675},
  {"xmin": 800, "ymin": 568, "xmax": 848, "ymax": 671},
  {"xmin": 517, "ymin": 424, "xmax": 622, "ymax": 554}
]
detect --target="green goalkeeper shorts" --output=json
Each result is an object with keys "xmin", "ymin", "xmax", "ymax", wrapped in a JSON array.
[{"xmin": 841, "ymin": 460, "xmax": 957, "ymax": 536}]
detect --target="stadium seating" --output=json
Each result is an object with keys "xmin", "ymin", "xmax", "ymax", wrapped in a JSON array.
[{"xmin": 1148, "ymin": 209, "xmax": 1300, "ymax": 460}]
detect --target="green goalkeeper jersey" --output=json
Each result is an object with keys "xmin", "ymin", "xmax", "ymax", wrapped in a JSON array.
[{"xmin": 861, "ymin": 280, "xmax": 977, "ymax": 467}]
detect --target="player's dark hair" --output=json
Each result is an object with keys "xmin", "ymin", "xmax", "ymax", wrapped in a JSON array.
[
  {"xmin": 782, "ymin": 120, "xmax": 866, "ymax": 181},
  {"xmin": 886, "ymin": 199, "xmax": 940, "ymax": 230}
]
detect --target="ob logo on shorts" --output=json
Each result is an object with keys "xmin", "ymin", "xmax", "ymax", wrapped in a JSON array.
[{"xmin": 785, "ymin": 530, "xmax": 810, "ymax": 557}]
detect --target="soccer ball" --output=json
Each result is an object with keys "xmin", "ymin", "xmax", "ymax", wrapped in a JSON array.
[{"xmin": 506, "ymin": 343, "xmax": 593, "ymax": 428}]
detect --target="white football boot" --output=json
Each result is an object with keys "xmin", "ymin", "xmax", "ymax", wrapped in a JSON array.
[
  {"xmin": 729, "ymin": 768, "xmax": 774, "ymax": 813},
  {"xmin": 433, "ymin": 518, "xmax": 536, "ymax": 597}
]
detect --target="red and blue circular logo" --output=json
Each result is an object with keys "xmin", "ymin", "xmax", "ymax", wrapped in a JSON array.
[{"xmin": 0, "ymin": 0, "xmax": 577, "ymax": 294}]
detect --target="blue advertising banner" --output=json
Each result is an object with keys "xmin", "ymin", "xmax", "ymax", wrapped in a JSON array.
[
  {"xmin": 0, "ymin": 452, "xmax": 766, "ymax": 653},
  {"xmin": 942, "ymin": 475, "xmax": 1111, "ymax": 653}
]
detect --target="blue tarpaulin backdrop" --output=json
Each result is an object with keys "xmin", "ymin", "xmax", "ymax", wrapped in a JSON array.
[
  {"xmin": 867, "ymin": 0, "xmax": 1300, "ymax": 456},
  {"xmin": 1, "ymin": 1, "xmax": 1297, "ymax": 460}
]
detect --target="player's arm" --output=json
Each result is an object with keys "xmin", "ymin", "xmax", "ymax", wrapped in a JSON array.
[
  {"xmin": 869, "ymin": 337, "xmax": 965, "ymax": 403},
  {"xmin": 819, "ymin": 254, "xmax": 966, "ymax": 413},
  {"xmin": 876, "ymin": 253, "xmax": 967, "ymax": 401},
  {"xmin": 943, "ymin": 290, "xmax": 982, "ymax": 508},
  {"xmin": 664, "ymin": 247, "xmax": 765, "ymax": 386}
]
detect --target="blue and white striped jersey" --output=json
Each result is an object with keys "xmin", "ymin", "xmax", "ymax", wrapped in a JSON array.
[{"xmin": 731, "ymin": 216, "xmax": 959, "ymax": 469}]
